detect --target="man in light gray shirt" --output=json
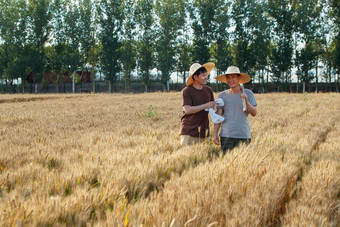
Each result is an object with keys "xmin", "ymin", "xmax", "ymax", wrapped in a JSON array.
[{"xmin": 213, "ymin": 66, "xmax": 257, "ymax": 153}]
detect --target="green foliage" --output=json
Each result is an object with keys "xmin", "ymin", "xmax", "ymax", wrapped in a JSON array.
[
  {"xmin": 121, "ymin": 0, "xmax": 137, "ymax": 92},
  {"xmin": 90, "ymin": 176, "xmax": 100, "ymax": 188},
  {"xmin": 155, "ymin": 0, "xmax": 186, "ymax": 87},
  {"xmin": 0, "ymin": 0, "xmax": 339, "ymax": 93},
  {"xmin": 78, "ymin": 0, "xmax": 97, "ymax": 91},
  {"xmin": 0, "ymin": 44, "xmax": 4, "ymax": 77},
  {"xmin": 72, "ymin": 72, "xmax": 82, "ymax": 84},
  {"xmin": 296, "ymin": 41, "xmax": 317, "ymax": 82},
  {"xmin": 0, "ymin": 0, "xmax": 30, "ymax": 85},
  {"xmin": 267, "ymin": 0, "xmax": 294, "ymax": 82},
  {"xmin": 231, "ymin": 0, "xmax": 272, "ymax": 77},
  {"xmin": 206, "ymin": 1, "xmax": 232, "ymax": 74},
  {"xmin": 29, "ymin": 49, "xmax": 45, "ymax": 83},
  {"xmin": 249, "ymin": 0, "xmax": 271, "ymax": 74},
  {"xmin": 190, "ymin": 0, "xmax": 222, "ymax": 63},
  {"xmin": 177, "ymin": 41, "xmax": 192, "ymax": 84},
  {"xmin": 136, "ymin": 0, "xmax": 155, "ymax": 90},
  {"xmin": 336, "ymin": 33, "xmax": 340, "ymax": 74},
  {"xmin": 48, "ymin": 157, "xmax": 56, "ymax": 169},
  {"xmin": 97, "ymin": 0, "xmax": 124, "ymax": 88},
  {"xmin": 28, "ymin": 0, "xmax": 51, "ymax": 46},
  {"xmin": 89, "ymin": 208, "xmax": 96, "ymax": 220},
  {"xmin": 303, "ymin": 92, "xmax": 308, "ymax": 102},
  {"xmin": 63, "ymin": 2, "xmax": 83, "ymax": 73},
  {"xmin": 64, "ymin": 180, "xmax": 71, "ymax": 196},
  {"xmin": 7, "ymin": 56, "xmax": 30, "ymax": 82},
  {"xmin": 143, "ymin": 105, "xmax": 158, "ymax": 118},
  {"xmin": 292, "ymin": 0, "xmax": 322, "ymax": 43},
  {"xmin": 26, "ymin": 0, "xmax": 52, "ymax": 83},
  {"xmin": 212, "ymin": 40, "xmax": 232, "ymax": 75}
]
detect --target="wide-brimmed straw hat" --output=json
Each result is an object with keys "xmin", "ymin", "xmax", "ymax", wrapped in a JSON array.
[
  {"xmin": 215, "ymin": 66, "xmax": 251, "ymax": 84},
  {"xmin": 186, "ymin": 62, "xmax": 215, "ymax": 86}
]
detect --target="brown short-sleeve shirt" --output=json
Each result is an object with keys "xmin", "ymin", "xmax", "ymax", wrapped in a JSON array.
[{"xmin": 180, "ymin": 85, "xmax": 214, "ymax": 138}]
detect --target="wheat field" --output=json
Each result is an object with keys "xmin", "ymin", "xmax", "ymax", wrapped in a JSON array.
[{"xmin": 0, "ymin": 92, "xmax": 339, "ymax": 226}]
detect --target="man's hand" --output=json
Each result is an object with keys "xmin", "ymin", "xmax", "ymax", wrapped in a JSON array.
[
  {"xmin": 183, "ymin": 100, "xmax": 216, "ymax": 115},
  {"xmin": 240, "ymin": 93, "xmax": 257, "ymax": 117},
  {"xmin": 240, "ymin": 93, "xmax": 248, "ymax": 102},
  {"xmin": 206, "ymin": 101, "xmax": 216, "ymax": 109},
  {"xmin": 213, "ymin": 134, "xmax": 220, "ymax": 145}
]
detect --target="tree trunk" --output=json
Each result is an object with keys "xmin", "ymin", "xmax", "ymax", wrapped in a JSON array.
[
  {"xmin": 91, "ymin": 48, "xmax": 95, "ymax": 94},
  {"xmin": 5, "ymin": 76, "xmax": 8, "ymax": 93},
  {"xmin": 183, "ymin": 71, "xmax": 186, "ymax": 86},
  {"xmin": 10, "ymin": 80, "xmax": 13, "ymax": 93},
  {"xmin": 329, "ymin": 72, "xmax": 332, "ymax": 92},
  {"xmin": 315, "ymin": 56, "xmax": 318, "ymax": 93},
  {"xmin": 91, "ymin": 69, "xmax": 95, "ymax": 93},
  {"xmin": 72, "ymin": 72, "xmax": 75, "ymax": 93},
  {"xmin": 114, "ymin": 79, "xmax": 117, "ymax": 92},
  {"xmin": 302, "ymin": 81, "xmax": 306, "ymax": 93},
  {"xmin": 261, "ymin": 69, "xmax": 265, "ymax": 93},
  {"xmin": 56, "ymin": 74, "xmax": 60, "ymax": 93},
  {"xmin": 324, "ymin": 37, "xmax": 332, "ymax": 92}
]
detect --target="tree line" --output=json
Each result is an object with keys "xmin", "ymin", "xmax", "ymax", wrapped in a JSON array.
[{"xmin": 0, "ymin": 0, "xmax": 339, "ymax": 93}]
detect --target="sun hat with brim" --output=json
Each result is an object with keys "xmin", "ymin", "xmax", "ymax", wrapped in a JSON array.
[
  {"xmin": 215, "ymin": 66, "xmax": 251, "ymax": 84},
  {"xmin": 186, "ymin": 62, "xmax": 215, "ymax": 86}
]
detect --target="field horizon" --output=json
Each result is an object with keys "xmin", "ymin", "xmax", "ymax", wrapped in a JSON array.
[{"xmin": 0, "ymin": 92, "xmax": 339, "ymax": 226}]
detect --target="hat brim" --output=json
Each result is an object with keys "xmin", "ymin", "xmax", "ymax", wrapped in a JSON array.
[
  {"xmin": 186, "ymin": 62, "xmax": 215, "ymax": 86},
  {"xmin": 215, "ymin": 72, "xmax": 251, "ymax": 84}
]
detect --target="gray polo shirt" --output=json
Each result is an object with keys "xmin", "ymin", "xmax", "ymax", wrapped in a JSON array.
[{"xmin": 217, "ymin": 89, "xmax": 257, "ymax": 139}]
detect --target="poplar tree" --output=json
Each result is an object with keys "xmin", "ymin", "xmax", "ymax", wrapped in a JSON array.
[
  {"xmin": 79, "ymin": 0, "xmax": 96, "ymax": 92},
  {"xmin": 27, "ymin": 0, "xmax": 52, "ymax": 89},
  {"xmin": 267, "ymin": 0, "xmax": 294, "ymax": 89},
  {"xmin": 155, "ymin": 0, "xmax": 186, "ymax": 89},
  {"xmin": 330, "ymin": 0, "xmax": 340, "ymax": 88},
  {"xmin": 176, "ymin": 1, "xmax": 192, "ymax": 86},
  {"xmin": 0, "ymin": 0, "xmax": 30, "ymax": 93},
  {"xmin": 232, "ymin": 0, "xmax": 254, "ymax": 74},
  {"xmin": 0, "ymin": 46, "xmax": 4, "ymax": 79},
  {"xmin": 190, "ymin": 0, "xmax": 217, "ymax": 63},
  {"xmin": 316, "ymin": 0, "xmax": 335, "ymax": 91},
  {"xmin": 249, "ymin": 0, "xmax": 271, "ymax": 91},
  {"xmin": 120, "ymin": 0, "xmax": 137, "ymax": 92},
  {"xmin": 293, "ymin": 0, "xmax": 322, "ymax": 92},
  {"xmin": 63, "ymin": 2, "xmax": 82, "ymax": 74},
  {"xmin": 49, "ymin": 0, "xmax": 67, "ymax": 92},
  {"xmin": 211, "ymin": 0, "xmax": 232, "ymax": 76},
  {"xmin": 97, "ymin": 0, "xmax": 124, "ymax": 92},
  {"xmin": 177, "ymin": 33, "xmax": 192, "ymax": 86},
  {"xmin": 136, "ymin": 0, "xmax": 155, "ymax": 92}
]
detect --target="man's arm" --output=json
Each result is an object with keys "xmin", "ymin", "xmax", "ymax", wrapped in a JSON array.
[
  {"xmin": 240, "ymin": 93, "xmax": 257, "ymax": 117},
  {"xmin": 183, "ymin": 101, "xmax": 215, "ymax": 115},
  {"xmin": 247, "ymin": 104, "xmax": 257, "ymax": 117},
  {"xmin": 213, "ymin": 108, "xmax": 223, "ymax": 145}
]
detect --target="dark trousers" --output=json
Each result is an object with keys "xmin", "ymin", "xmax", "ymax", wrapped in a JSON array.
[{"xmin": 220, "ymin": 137, "xmax": 251, "ymax": 154}]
